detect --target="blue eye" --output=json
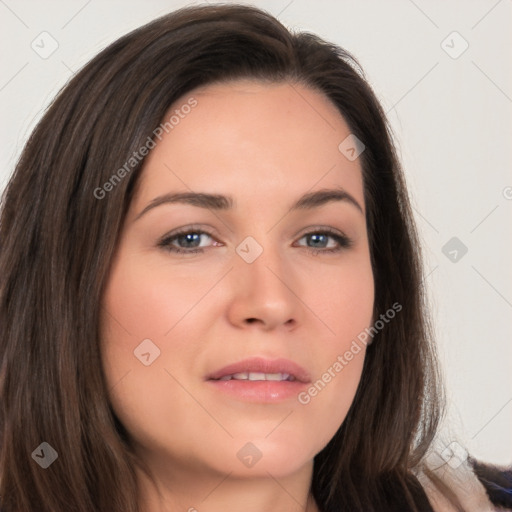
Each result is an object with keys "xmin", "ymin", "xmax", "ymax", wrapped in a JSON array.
[
  {"xmin": 296, "ymin": 230, "xmax": 352, "ymax": 254},
  {"xmin": 158, "ymin": 230, "xmax": 214, "ymax": 254},
  {"xmin": 158, "ymin": 227, "xmax": 352, "ymax": 255}
]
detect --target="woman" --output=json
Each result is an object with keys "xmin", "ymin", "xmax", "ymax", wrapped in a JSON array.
[{"xmin": 0, "ymin": 4, "xmax": 509, "ymax": 511}]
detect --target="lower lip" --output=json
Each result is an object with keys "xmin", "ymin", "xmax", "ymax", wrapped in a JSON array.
[{"xmin": 207, "ymin": 379, "xmax": 309, "ymax": 402}]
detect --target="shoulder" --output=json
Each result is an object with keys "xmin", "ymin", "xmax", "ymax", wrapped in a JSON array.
[
  {"xmin": 416, "ymin": 450, "xmax": 512, "ymax": 512},
  {"xmin": 471, "ymin": 458, "xmax": 512, "ymax": 511}
]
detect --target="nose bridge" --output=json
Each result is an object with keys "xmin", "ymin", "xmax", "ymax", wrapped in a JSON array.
[
  {"xmin": 235, "ymin": 232, "xmax": 289, "ymax": 294},
  {"xmin": 227, "ymin": 231, "xmax": 300, "ymax": 328}
]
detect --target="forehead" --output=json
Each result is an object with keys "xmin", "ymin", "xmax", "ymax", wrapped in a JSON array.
[{"xmin": 134, "ymin": 79, "xmax": 365, "ymax": 215}]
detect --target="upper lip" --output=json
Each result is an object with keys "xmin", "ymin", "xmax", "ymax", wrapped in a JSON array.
[{"xmin": 206, "ymin": 357, "xmax": 311, "ymax": 383}]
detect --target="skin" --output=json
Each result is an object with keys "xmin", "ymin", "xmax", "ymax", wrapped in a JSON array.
[{"xmin": 100, "ymin": 79, "xmax": 375, "ymax": 512}]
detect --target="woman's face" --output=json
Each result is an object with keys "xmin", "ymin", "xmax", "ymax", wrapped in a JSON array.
[{"xmin": 100, "ymin": 79, "xmax": 374, "ymax": 481}]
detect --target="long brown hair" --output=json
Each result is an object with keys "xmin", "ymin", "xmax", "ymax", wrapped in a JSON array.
[{"xmin": 0, "ymin": 4, "xmax": 443, "ymax": 511}]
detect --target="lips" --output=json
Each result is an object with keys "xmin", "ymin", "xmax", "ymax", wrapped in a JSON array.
[{"xmin": 206, "ymin": 357, "xmax": 311, "ymax": 384}]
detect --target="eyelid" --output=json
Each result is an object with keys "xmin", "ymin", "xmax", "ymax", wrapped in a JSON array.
[
  {"xmin": 294, "ymin": 224, "xmax": 347, "ymax": 238},
  {"xmin": 160, "ymin": 223, "xmax": 219, "ymax": 240},
  {"xmin": 157, "ymin": 224, "xmax": 219, "ymax": 251},
  {"xmin": 157, "ymin": 224, "xmax": 353, "ymax": 254},
  {"xmin": 160, "ymin": 223, "xmax": 348, "ymax": 240}
]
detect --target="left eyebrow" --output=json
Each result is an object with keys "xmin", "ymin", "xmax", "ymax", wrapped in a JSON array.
[
  {"xmin": 290, "ymin": 188, "xmax": 363, "ymax": 214},
  {"xmin": 134, "ymin": 187, "xmax": 364, "ymax": 221}
]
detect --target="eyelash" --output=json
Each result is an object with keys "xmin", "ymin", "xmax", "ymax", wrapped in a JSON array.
[{"xmin": 157, "ymin": 227, "xmax": 353, "ymax": 256}]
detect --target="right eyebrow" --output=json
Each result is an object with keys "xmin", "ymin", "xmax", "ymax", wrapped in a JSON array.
[{"xmin": 134, "ymin": 192, "xmax": 233, "ymax": 221}]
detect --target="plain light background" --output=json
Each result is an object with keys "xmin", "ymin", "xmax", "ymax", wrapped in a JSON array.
[{"xmin": 1, "ymin": 0, "xmax": 511, "ymax": 465}]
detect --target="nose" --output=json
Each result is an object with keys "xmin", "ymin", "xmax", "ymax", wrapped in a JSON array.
[{"xmin": 225, "ymin": 238, "xmax": 301, "ymax": 331}]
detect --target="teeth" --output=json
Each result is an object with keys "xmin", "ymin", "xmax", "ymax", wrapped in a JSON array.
[
  {"xmin": 265, "ymin": 373, "xmax": 284, "ymax": 381},
  {"xmin": 248, "ymin": 372, "xmax": 266, "ymax": 381},
  {"xmin": 219, "ymin": 372, "xmax": 294, "ymax": 381}
]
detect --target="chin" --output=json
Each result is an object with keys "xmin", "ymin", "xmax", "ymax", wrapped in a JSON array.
[{"xmin": 212, "ymin": 435, "xmax": 319, "ymax": 479}]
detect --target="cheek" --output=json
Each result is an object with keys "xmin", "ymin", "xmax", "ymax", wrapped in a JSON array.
[
  {"xmin": 101, "ymin": 256, "xmax": 210, "ymax": 342},
  {"xmin": 297, "ymin": 256, "xmax": 373, "ymax": 436},
  {"xmin": 99, "ymin": 255, "xmax": 207, "ymax": 452},
  {"xmin": 308, "ymin": 252, "xmax": 375, "ymax": 343},
  {"xmin": 296, "ymin": 349, "xmax": 365, "ymax": 455},
  {"xmin": 98, "ymin": 253, "xmax": 203, "ymax": 403}
]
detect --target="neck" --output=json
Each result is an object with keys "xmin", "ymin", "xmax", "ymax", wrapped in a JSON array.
[{"xmin": 136, "ymin": 452, "xmax": 320, "ymax": 512}]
